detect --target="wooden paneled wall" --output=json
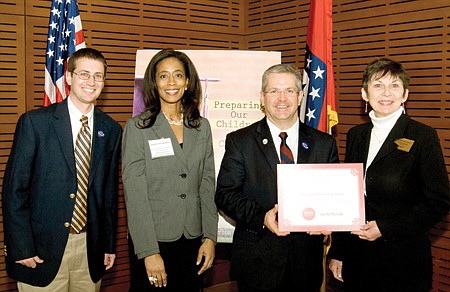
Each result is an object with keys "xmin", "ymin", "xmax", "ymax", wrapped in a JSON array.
[{"xmin": 0, "ymin": 0, "xmax": 449, "ymax": 291}]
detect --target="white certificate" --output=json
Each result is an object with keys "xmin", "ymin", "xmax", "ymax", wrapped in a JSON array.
[{"xmin": 277, "ymin": 163, "xmax": 365, "ymax": 232}]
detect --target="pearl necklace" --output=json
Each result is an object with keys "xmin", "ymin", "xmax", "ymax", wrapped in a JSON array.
[{"xmin": 162, "ymin": 111, "xmax": 183, "ymax": 126}]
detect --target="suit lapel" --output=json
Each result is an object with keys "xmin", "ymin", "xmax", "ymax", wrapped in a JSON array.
[
  {"xmin": 182, "ymin": 125, "xmax": 196, "ymax": 167},
  {"xmin": 53, "ymin": 99, "xmax": 75, "ymax": 175},
  {"xmin": 256, "ymin": 118, "xmax": 279, "ymax": 175},
  {"xmin": 297, "ymin": 122, "xmax": 313, "ymax": 163},
  {"xmin": 352, "ymin": 123, "xmax": 372, "ymax": 169},
  {"xmin": 370, "ymin": 114, "xmax": 409, "ymax": 166},
  {"xmin": 152, "ymin": 113, "xmax": 188, "ymax": 167},
  {"xmin": 89, "ymin": 108, "xmax": 110, "ymax": 185}
]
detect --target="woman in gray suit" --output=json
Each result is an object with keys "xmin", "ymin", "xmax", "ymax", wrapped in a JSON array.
[
  {"xmin": 328, "ymin": 58, "xmax": 449, "ymax": 291},
  {"xmin": 122, "ymin": 49, "xmax": 218, "ymax": 291}
]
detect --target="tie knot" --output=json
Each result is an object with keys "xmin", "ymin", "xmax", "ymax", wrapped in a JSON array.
[
  {"xmin": 80, "ymin": 116, "xmax": 89, "ymax": 127},
  {"xmin": 279, "ymin": 132, "xmax": 288, "ymax": 141}
]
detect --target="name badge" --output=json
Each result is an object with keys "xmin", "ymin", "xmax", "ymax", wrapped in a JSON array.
[
  {"xmin": 394, "ymin": 138, "xmax": 414, "ymax": 152},
  {"xmin": 148, "ymin": 138, "xmax": 174, "ymax": 159}
]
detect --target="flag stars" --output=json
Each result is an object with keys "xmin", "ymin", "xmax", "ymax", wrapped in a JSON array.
[
  {"xmin": 309, "ymin": 86, "xmax": 321, "ymax": 101},
  {"xmin": 56, "ymin": 56, "xmax": 64, "ymax": 66},
  {"xmin": 45, "ymin": 0, "xmax": 85, "ymax": 106},
  {"xmin": 313, "ymin": 66, "xmax": 325, "ymax": 79},
  {"xmin": 59, "ymin": 43, "xmax": 67, "ymax": 52},
  {"xmin": 46, "ymin": 49, "xmax": 54, "ymax": 58},
  {"xmin": 306, "ymin": 108, "xmax": 316, "ymax": 121},
  {"xmin": 51, "ymin": 7, "xmax": 61, "ymax": 18},
  {"xmin": 49, "ymin": 21, "xmax": 58, "ymax": 30}
]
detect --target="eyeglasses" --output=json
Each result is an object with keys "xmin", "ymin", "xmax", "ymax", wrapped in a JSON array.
[
  {"xmin": 264, "ymin": 88, "xmax": 299, "ymax": 98},
  {"xmin": 72, "ymin": 71, "xmax": 104, "ymax": 82}
]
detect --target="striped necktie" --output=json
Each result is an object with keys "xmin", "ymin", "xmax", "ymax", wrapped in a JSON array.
[
  {"xmin": 279, "ymin": 132, "xmax": 295, "ymax": 164},
  {"xmin": 71, "ymin": 115, "xmax": 91, "ymax": 233}
]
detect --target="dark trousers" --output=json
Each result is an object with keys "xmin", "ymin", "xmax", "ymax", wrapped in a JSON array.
[
  {"xmin": 128, "ymin": 235, "xmax": 203, "ymax": 292},
  {"xmin": 236, "ymin": 267, "xmax": 294, "ymax": 292},
  {"xmin": 236, "ymin": 234, "xmax": 323, "ymax": 292}
]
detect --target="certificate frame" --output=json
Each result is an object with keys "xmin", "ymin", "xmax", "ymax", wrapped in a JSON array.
[{"xmin": 277, "ymin": 163, "xmax": 365, "ymax": 232}]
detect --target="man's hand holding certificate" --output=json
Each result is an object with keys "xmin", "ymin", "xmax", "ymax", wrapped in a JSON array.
[{"xmin": 277, "ymin": 163, "xmax": 365, "ymax": 232}]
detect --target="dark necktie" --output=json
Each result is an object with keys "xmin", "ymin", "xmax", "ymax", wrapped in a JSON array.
[
  {"xmin": 279, "ymin": 132, "xmax": 295, "ymax": 164},
  {"xmin": 71, "ymin": 115, "xmax": 91, "ymax": 233}
]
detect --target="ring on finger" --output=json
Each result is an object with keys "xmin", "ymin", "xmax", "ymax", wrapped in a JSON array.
[{"xmin": 148, "ymin": 276, "xmax": 157, "ymax": 283}]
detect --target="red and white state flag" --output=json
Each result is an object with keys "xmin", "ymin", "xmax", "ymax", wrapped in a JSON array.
[{"xmin": 300, "ymin": 0, "xmax": 338, "ymax": 133}]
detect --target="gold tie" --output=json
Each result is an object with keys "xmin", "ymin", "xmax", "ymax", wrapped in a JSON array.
[{"xmin": 71, "ymin": 115, "xmax": 91, "ymax": 233}]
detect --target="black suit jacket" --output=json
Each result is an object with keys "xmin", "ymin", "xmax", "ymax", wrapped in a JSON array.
[
  {"xmin": 328, "ymin": 114, "xmax": 449, "ymax": 291},
  {"xmin": 2, "ymin": 99, "xmax": 122, "ymax": 286},
  {"xmin": 215, "ymin": 118, "xmax": 339, "ymax": 290}
]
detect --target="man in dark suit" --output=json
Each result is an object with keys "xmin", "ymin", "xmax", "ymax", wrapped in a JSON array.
[
  {"xmin": 2, "ymin": 48, "xmax": 122, "ymax": 291},
  {"xmin": 215, "ymin": 64, "xmax": 339, "ymax": 291}
]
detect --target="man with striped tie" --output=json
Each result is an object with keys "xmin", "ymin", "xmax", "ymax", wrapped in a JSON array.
[
  {"xmin": 2, "ymin": 48, "xmax": 122, "ymax": 291},
  {"xmin": 215, "ymin": 64, "xmax": 339, "ymax": 291}
]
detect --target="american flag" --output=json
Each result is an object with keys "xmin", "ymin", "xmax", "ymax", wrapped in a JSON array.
[
  {"xmin": 44, "ymin": 0, "xmax": 85, "ymax": 106},
  {"xmin": 300, "ymin": 0, "xmax": 338, "ymax": 133}
]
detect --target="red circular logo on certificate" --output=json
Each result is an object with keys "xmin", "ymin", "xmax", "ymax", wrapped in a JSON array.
[{"xmin": 303, "ymin": 208, "xmax": 315, "ymax": 221}]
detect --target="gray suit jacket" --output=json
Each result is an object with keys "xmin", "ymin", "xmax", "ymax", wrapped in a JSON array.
[{"xmin": 122, "ymin": 112, "xmax": 218, "ymax": 259}]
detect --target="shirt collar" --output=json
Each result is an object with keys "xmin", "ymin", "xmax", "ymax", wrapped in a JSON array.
[
  {"xmin": 67, "ymin": 96, "xmax": 94, "ymax": 122},
  {"xmin": 266, "ymin": 117, "xmax": 299, "ymax": 139}
]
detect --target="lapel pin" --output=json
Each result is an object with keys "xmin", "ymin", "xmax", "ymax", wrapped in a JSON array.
[
  {"xmin": 301, "ymin": 142, "xmax": 309, "ymax": 150},
  {"xmin": 97, "ymin": 130, "xmax": 105, "ymax": 138},
  {"xmin": 262, "ymin": 138, "xmax": 268, "ymax": 145}
]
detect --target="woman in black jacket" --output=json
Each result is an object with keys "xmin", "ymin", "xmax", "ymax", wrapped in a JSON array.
[{"xmin": 328, "ymin": 58, "xmax": 449, "ymax": 291}]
